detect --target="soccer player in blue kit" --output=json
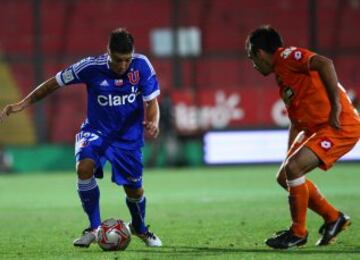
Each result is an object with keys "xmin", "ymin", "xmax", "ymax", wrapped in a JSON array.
[{"xmin": 0, "ymin": 28, "xmax": 162, "ymax": 248}]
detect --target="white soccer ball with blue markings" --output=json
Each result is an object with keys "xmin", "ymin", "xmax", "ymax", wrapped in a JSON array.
[{"xmin": 96, "ymin": 218, "xmax": 131, "ymax": 251}]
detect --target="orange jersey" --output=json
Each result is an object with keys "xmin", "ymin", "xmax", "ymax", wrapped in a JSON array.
[{"xmin": 273, "ymin": 47, "xmax": 360, "ymax": 134}]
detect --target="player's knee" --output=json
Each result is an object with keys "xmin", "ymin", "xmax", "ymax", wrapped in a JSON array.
[
  {"xmin": 124, "ymin": 186, "xmax": 144, "ymax": 199},
  {"xmin": 284, "ymin": 159, "xmax": 303, "ymax": 180},
  {"xmin": 76, "ymin": 161, "xmax": 94, "ymax": 180},
  {"xmin": 276, "ymin": 171, "xmax": 288, "ymax": 190}
]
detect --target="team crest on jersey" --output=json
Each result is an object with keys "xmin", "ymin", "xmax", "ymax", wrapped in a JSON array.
[
  {"xmin": 318, "ymin": 138, "xmax": 333, "ymax": 151},
  {"xmin": 282, "ymin": 87, "xmax": 294, "ymax": 105},
  {"xmin": 127, "ymin": 70, "xmax": 140, "ymax": 85},
  {"xmin": 114, "ymin": 79, "xmax": 124, "ymax": 86}
]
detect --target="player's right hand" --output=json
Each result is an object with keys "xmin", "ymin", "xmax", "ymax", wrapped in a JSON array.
[
  {"xmin": 329, "ymin": 105, "xmax": 342, "ymax": 130},
  {"xmin": 143, "ymin": 120, "xmax": 159, "ymax": 139},
  {"xmin": 0, "ymin": 103, "xmax": 25, "ymax": 122}
]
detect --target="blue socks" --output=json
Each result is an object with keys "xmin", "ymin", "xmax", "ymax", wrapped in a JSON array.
[
  {"xmin": 126, "ymin": 196, "xmax": 147, "ymax": 234},
  {"xmin": 77, "ymin": 177, "xmax": 101, "ymax": 229},
  {"xmin": 78, "ymin": 178, "xmax": 147, "ymax": 234}
]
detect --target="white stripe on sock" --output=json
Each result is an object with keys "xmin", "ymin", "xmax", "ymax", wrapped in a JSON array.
[
  {"xmin": 126, "ymin": 196, "xmax": 144, "ymax": 203},
  {"xmin": 286, "ymin": 176, "xmax": 306, "ymax": 187},
  {"xmin": 77, "ymin": 177, "xmax": 97, "ymax": 191}
]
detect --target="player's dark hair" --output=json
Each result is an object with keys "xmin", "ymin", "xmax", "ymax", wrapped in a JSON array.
[
  {"xmin": 246, "ymin": 25, "xmax": 283, "ymax": 56},
  {"xmin": 108, "ymin": 28, "xmax": 134, "ymax": 54}
]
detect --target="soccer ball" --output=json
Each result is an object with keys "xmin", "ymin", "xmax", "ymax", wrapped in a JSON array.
[{"xmin": 96, "ymin": 218, "xmax": 131, "ymax": 251}]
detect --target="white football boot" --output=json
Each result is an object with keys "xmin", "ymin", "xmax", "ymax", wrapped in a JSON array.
[
  {"xmin": 73, "ymin": 228, "xmax": 98, "ymax": 248},
  {"xmin": 128, "ymin": 223, "xmax": 162, "ymax": 247}
]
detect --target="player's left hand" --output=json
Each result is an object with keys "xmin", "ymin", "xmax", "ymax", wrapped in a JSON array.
[
  {"xmin": 329, "ymin": 106, "xmax": 341, "ymax": 130},
  {"xmin": 143, "ymin": 121, "xmax": 159, "ymax": 139}
]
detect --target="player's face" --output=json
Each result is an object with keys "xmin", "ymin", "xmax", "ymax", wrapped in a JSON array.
[
  {"xmin": 108, "ymin": 51, "xmax": 133, "ymax": 75},
  {"xmin": 247, "ymin": 48, "xmax": 273, "ymax": 76}
]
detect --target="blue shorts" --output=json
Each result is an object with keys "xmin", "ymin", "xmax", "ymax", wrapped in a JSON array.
[{"xmin": 75, "ymin": 131, "xmax": 143, "ymax": 189}]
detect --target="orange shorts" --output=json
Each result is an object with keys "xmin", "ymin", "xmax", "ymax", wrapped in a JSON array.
[{"xmin": 287, "ymin": 124, "xmax": 360, "ymax": 170}]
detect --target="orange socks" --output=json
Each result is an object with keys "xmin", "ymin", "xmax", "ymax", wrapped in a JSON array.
[
  {"xmin": 287, "ymin": 177, "xmax": 308, "ymax": 237},
  {"xmin": 286, "ymin": 177, "xmax": 340, "ymax": 237},
  {"xmin": 306, "ymin": 179, "xmax": 339, "ymax": 223}
]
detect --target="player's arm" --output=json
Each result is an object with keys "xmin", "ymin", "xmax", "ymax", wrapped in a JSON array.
[
  {"xmin": 0, "ymin": 77, "xmax": 60, "ymax": 122},
  {"xmin": 309, "ymin": 54, "xmax": 341, "ymax": 129},
  {"xmin": 143, "ymin": 98, "xmax": 160, "ymax": 139}
]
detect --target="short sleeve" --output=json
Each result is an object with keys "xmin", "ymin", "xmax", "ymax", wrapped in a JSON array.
[
  {"xmin": 138, "ymin": 56, "xmax": 160, "ymax": 101},
  {"xmin": 55, "ymin": 57, "xmax": 94, "ymax": 87},
  {"xmin": 282, "ymin": 47, "xmax": 316, "ymax": 74},
  {"xmin": 142, "ymin": 75, "xmax": 160, "ymax": 101}
]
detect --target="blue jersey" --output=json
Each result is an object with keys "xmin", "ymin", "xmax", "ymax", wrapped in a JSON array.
[{"xmin": 55, "ymin": 53, "xmax": 160, "ymax": 149}]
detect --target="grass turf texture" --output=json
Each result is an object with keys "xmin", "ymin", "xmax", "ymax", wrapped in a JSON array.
[{"xmin": 0, "ymin": 163, "xmax": 360, "ymax": 259}]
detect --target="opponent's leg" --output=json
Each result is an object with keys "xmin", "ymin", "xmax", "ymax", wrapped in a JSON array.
[
  {"xmin": 124, "ymin": 186, "xmax": 162, "ymax": 247},
  {"xmin": 267, "ymin": 147, "xmax": 319, "ymax": 249},
  {"xmin": 306, "ymin": 179, "xmax": 340, "ymax": 223},
  {"xmin": 277, "ymin": 166, "xmax": 339, "ymax": 223}
]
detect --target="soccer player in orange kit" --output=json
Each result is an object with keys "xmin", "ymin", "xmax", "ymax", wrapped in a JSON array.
[{"xmin": 245, "ymin": 25, "xmax": 360, "ymax": 249}]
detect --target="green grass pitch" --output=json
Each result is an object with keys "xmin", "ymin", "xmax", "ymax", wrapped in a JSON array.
[{"xmin": 1, "ymin": 163, "xmax": 360, "ymax": 259}]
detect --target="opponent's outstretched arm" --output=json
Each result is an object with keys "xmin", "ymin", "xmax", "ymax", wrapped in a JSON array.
[{"xmin": 0, "ymin": 77, "xmax": 60, "ymax": 122}]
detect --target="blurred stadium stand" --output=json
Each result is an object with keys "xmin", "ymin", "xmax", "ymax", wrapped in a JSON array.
[{"xmin": 0, "ymin": 0, "xmax": 359, "ymax": 170}]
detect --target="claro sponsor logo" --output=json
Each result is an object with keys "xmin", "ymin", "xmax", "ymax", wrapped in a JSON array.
[
  {"xmin": 97, "ymin": 87, "xmax": 139, "ymax": 106},
  {"xmin": 175, "ymin": 91, "xmax": 244, "ymax": 131}
]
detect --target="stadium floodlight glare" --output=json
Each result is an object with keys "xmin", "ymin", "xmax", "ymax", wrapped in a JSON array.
[
  {"xmin": 204, "ymin": 129, "xmax": 360, "ymax": 165},
  {"xmin": 150, "ymin": 27, "xmax": 201, "ymax": 57}
]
